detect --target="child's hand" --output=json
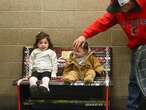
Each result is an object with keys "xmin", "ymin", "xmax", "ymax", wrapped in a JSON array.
[
  {"xmin": 51, "ymin": 77, "xmax": 56, "ymax": 80},
  {"xmin": 51, "ymin": 73, "xmax": 57, "ymax": 80},
  {"xmin": 25, "ymin": 74, "xmax": 31, "ymax": 80},
  {"xmin": 101, "ymin": 71, "xmax": 106, "ymax": 76}
]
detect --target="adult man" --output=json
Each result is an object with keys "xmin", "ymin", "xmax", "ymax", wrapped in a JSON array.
[{"xmin": 73, "ymin": 0, "xmax": 146, "ymax": 110}]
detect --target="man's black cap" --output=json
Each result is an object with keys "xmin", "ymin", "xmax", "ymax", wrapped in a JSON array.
[{"xmin": 106, "ymin": 0, "xmax": 121, "ymax": 13}]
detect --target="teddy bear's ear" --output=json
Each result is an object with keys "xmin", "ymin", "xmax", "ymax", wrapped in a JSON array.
[
  {"xmin": 106, "ymin": 0, "xmax": 120, "ymax": 13},
  {"xmin": 91, "ymin": 51, "xmax": 98, "ymax": 58},
  {"xmin": 61, "ymin": 51, "xmax": 72, "ymax": 60}
]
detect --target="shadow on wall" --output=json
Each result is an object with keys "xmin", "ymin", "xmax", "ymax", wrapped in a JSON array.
[
  {"xmin": 111, "ymin": 96, "xmax": 146, "ymax": 110},
  {"xmin": 0, "ymin": 95, "xmax": 17, "ymax": 110},
  {"xmin": 111, "ymin": 97, "xmax": 127, "ymax": 110}
]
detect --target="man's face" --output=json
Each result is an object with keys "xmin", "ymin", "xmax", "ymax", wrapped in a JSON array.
[{"xmin": 120, "ymin": 1, "xmax": 133, "ymax": 13}]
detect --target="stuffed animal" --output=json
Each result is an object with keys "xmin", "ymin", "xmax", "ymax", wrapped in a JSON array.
[{"xmin": 63, "ymin": 42, "xmax": 104, "ymax": 84}]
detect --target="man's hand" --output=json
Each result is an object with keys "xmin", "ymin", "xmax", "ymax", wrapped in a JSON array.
[{"xmin": 73, "ymin": 36, "xmax": 86, "ymax": 49}]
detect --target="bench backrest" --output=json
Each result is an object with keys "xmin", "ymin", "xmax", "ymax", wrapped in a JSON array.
[{"xmin": 22, "ymin": 47, "xmax": 112, "ymax": 77}]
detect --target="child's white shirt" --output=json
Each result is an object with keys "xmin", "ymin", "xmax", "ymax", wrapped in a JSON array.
[{"xmin": 29, "ymin": 48, "xmax": 58, "ymax": 77}]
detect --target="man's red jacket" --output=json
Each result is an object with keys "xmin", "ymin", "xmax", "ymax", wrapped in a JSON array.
[{"xmin": 83, "ymin": 0, "xmax": 146, "ymax": 49}]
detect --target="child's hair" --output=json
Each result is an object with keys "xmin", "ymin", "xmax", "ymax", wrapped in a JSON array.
[
  {"xmin": 33, "ymin": 32, "xmax": 53, "ymax": 49},
  {"xmin": 80, "ymin": 41, "xmax": 89, "ymax": 51}
]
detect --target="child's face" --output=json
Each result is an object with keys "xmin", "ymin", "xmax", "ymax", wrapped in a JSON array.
[
  {"xmin": 73, "ymin": 47, "xmax": 87, "ymax": 58},
  {"xmin": 37, "ymin": 38, "xmax": 49, "ymax": 51}
]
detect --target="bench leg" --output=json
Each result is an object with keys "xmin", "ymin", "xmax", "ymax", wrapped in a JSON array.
[
  {"xmin": 17, "ymin": 86, "xmax": 21, "ymax": 110},
  {"xmin": 106, "ymin": 87, "xmax": 109, "ymax": 110}
]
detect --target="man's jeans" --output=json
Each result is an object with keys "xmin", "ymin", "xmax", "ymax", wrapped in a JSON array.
[{"xmin": 127, "ymin": 48, "xmax": 141, "ymax": 110}]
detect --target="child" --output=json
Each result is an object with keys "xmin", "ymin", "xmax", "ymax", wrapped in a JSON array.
[
  {"xmin": 28, "ymin": 32, "xmax": 58, "ymax": 93},
  {"xmin": 63, "ymin": 42, "xmax": 104, "ymax": 84}
]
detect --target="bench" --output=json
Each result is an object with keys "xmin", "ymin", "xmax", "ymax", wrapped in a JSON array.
[{"xmin": 13, "ymin": 46, "xmax": 112, "ymax": 110}]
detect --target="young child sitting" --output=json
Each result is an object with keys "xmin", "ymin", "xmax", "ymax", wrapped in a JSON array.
[
  {"xmin": 63, "ymin": 42, "xmax": 104, "ymax": 84},
  {"xmin": 28, "ymin": 32, "xmax": 58, "ymax": 93}
]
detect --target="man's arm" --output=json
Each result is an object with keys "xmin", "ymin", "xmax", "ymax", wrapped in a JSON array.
[
  {"xmin": 83, "ymin": 12, "xmax": 117, "ymax": 39},
  {"xmin": 73, "ymin": 12, "xmax": 117, "ymax": 48}
]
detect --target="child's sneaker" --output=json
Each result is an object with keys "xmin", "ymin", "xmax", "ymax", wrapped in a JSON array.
[
  {"xmin": 39, "ymin": 86, "xmax": 49, "ymax": 93},
  {"xmin": 30, "ymin": 85, "xmax": 39, "ymax": 97},
  {"xmin": 39, "ymin": 85, "xmax": 50, "ymax": 97}
]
